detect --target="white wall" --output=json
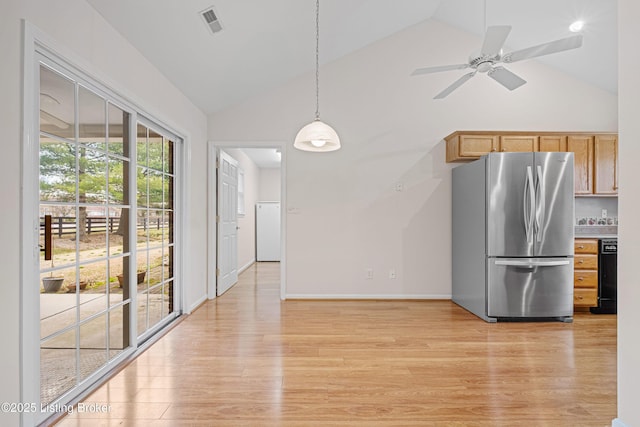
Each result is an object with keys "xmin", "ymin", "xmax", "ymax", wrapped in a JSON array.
[
  {"xmin": 617, "ymin": 1, "xmax": 640, "ymax": 425},
  {"xmin": 1, "ymin": 1, "xmax": 208, "ymax": 423},
  {"xmin": 208, "ymin": 19, "xmax": 617, "ymax": 298},
  {"xmin": 259, "ymin": 168, "xmax": 282, "ymax": 201},
  {"xmin": 226, "ymin": 149, "xmax": 260, "ymax": 271}
]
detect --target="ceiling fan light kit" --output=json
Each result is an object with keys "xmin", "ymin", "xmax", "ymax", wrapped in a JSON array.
[
  {"xmin": 294, "ymin": 0, "xmax": 341, "ymax": 152},
  {"xmin": 412, "ymin": 24, "xmax": 584, "ymax": 99}
]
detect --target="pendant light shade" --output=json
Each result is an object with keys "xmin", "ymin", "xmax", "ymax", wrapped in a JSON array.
[
  {"xmin": 294, "ymin": 119, "xmax": 340, "ymax": 152},
  {"xmin": 294, "ymin": 0, "xmax": 341, "ymax": 152}
]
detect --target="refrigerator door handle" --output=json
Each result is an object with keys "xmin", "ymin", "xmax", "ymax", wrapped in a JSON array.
[
  {"xmin": 495, "ymin": 259, "xmax": 571, "ymax": 267},
  {"xmin": 524, "ymin": 166, "xmax": 535, "ymax": 243},
  {"xmin": 535, "ymin": 165, "xmax": 545, "ymax": 243}
]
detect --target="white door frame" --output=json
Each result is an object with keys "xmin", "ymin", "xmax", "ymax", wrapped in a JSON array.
[{"xmin": 207, "ymin": 142, "xmax": 287, "ymax": 300}]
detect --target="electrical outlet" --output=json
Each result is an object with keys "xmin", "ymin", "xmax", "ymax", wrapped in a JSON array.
[
  {"xmin": 389, "ymin": 269, "xmax": 396, "ymax": 279},
  {"xmin": 602, "ymin": 209, "xmax": 608, "ymax": 218},
  {"xmin": 366, "ymin": 269, "xmax": 373, "ymax": 279}
]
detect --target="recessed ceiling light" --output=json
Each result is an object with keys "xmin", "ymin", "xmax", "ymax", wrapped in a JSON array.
[{"xmin": 569, "ymin": 20, "xmax": 584, "ymax": 33}]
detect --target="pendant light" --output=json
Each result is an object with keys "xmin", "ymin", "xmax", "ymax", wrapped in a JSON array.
[{"xmin": 294, "ymin": 0, "xmax": 341, "ymax": 152}]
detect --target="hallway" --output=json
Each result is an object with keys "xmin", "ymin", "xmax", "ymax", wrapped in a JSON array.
[{"xmin": 56, "ymin": 261, "xmax": 616, "ymax": 425}]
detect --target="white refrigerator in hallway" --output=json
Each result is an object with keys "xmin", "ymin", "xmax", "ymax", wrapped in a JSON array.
[{"xmin": 256, "ymin": 202, "xmax": 281, "ymax": 261}]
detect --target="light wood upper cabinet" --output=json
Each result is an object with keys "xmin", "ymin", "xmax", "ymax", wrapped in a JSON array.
[
  {"xmin": 539, "ymin": 135, "xmax": 567, "ymax": 152},
  {"xmin": 445, "ymin": 132, "xmax": 618, "ymax": 195},
  {"xmin": 594, "ymin": 134, "xmax": 618, "ymax": 195},
  {"xmin": 446, "ymin": 134, "xmax": 498, "ymax": 162},
  {"xmin": 499, "ymin": 135, "xmax": 539, "ymax": 152},
  {"xmin": 567, "ymin": 135, "xmax": 594, "ymax": 195}
]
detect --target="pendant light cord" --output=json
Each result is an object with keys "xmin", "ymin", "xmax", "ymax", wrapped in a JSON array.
[
  {"xmin": 483, "ymin": 0, "xmax": 487, "ymax": 32},
  {"xmin": 315, "ymin": 0, "xmax": 320, "ymax": 120}
]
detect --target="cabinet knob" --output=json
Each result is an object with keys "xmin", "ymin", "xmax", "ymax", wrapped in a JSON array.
[
  {"xmin": 578, "ymin": 277, "xmax": 584, "ymax": 281},
  {"xmin": 577, "ymin": 295, "xmax": 583, "ymax": 300},
  {"xmin": 578, "ymin": 245, "xmax": 585, "ymax": 249},
  {"xmin": 578, "ymin": 260, "xmax": 584, "ymax": 264},
  {"xmin": 491, "ymin": 149, "xmax": 497, "ymax": 152}
]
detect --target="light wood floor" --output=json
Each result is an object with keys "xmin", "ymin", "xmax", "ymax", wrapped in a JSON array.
[{"xmin": 57, "ymin": 262, "xmax": 617, "ymax": 426}]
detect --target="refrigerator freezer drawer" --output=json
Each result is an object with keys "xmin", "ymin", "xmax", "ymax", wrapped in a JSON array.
[{"xmin": 487, "ymin": 257, "xmax": 574, "ymax": 318}]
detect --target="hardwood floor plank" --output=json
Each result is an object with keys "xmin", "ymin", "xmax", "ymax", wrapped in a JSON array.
[{"xmin": 55, "ymin": 262, "xmax": 616, "ymax": 426}]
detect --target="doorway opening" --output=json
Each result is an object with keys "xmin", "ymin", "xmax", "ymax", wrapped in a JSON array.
[{"xmin": 208, "ymin": 144, "xmax": 285, "ymax": 299}]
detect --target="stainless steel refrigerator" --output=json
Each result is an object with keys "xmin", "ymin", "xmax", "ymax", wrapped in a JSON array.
[{"xmin": 452, "ymin": 152, "xmax": 574, "ymax": 322}]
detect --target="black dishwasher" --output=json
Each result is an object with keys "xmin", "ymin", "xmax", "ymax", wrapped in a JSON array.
[{"xmin": 590, "ymin": 239, "xmax": 617, "ymax": 314}]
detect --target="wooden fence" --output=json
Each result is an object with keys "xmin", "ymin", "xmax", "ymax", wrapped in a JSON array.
[{"xmin": 39, "ymin": 216, "xmax": 166, "ymax": 237}]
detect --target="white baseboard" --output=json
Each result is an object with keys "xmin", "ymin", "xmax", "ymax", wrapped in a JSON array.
[
  {"xmin": 238, "ymin": 259, "xmax": 255, "ymax": 275},
  {"xmin": 613, "ymin": 419, "xmax": 629, "ymax": 427},
  {"xmin": 187, "ymin": 294, "xmax": 208, "ymax": 314},
  {"xmin": 284, "ymin": 294, "xmax": 452, "ymax": 300}
]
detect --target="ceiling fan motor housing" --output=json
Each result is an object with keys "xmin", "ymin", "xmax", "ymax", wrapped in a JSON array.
[{"xmin": 469, "ymin": 51, "xmax": 501, "ymax": 73}]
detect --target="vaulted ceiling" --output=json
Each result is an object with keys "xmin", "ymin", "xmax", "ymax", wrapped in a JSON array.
[{"xmin": 86, "ymin": 0, "xmax": 617, "ymax": 115}]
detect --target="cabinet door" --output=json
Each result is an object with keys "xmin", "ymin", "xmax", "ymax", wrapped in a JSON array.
[
  {"xmin": 539, "ymin": 135, "xmax": 567, "ymax": 152},
  {"xmin": 594, "ymin": 135, "xmax": 618, "ymax": 195},
  {"xmin": 567, "ymin": 135, "xmax": 594, "ymax": 195},
  {"xmin": 499, "ymin": 135, "xmax": 539, "ymax": 152},
  {"xmin": 458, "ymin": 135, "xmax": 498, "ymax": 157}
]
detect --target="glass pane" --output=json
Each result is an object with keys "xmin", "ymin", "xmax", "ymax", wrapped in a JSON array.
[
  {"xmin": 148, "ymin": 170, "xmax": 163, "ymax": 208},
  {"xmin": 148, "ymin": 285, "xmax": 163, "ymax": 328},
  {"xmin": 79, "ymin": 206, "xmax": 107, "ymax": 262},
  {"xmin": 137, "ymin": 291, "xmax": 148, "ymax": 337},
  {"xmin": 109, "ymin": 303, "xmax": 129, "ymax": 359},
  {"xmin": 137, "ymin": 124, "xmax": 147, "ymax": 166},
  {"xmin": 39, "ymin": 139, "xmax": 76, "ymax": 203},
  {"xmin": 137, "ymin": 166, "xmax": 148, "ymax": 208},
  {"xmin": 163, "ymin": 174, "xmax": 174, "ymax": 210},
  {"xmin": 79, "ymin": 314, "xmax": 107, "ymax": 380},
  {"xmin": 109, "ymin": 256, "xmax": 126, "ymax": 307},
  {"xmin": 163, "ymin": 245, "xmax": 174, "ymax": 282},
  {"xmin": 79, "ymin": 260, "xmax": 108, "ymax": 321},
  {"xmin": 41, "ymin": 328, "xmax": 77, "ymax": 406},
  {"xmin": 108, "ymin": 103, "xmax": 128, "ymax": 158},
  {"xmin": 78, "ymin": 86, "xmax": 106, "ymax": 151},
  {"xmin": 162, "ymin": 211, "xmax": 171, "ymax": 248},
  {"xmin": 40, "ymin": 205, "xmax": 77, "ymax": 270},
  {"xmin": 40, "ymin": 266, "xmax": 77, "ymax": 339},
  {"xmin": 108, "ymin": 156, "xmax": 128, "ymax": 205},
  {"xmin": 148, "ymin": 210, "xmax": 163, "ymax": 247},
  {"xmin": 136, "ymin": 249, "xmax": 150, "ymax": 290},
  {"xmin": 109, "ymin": 207, "xmax": 128, "ymax": 257},
  {"xmin": 164, "ymin": 138, "xmax": 174, "ymax": 174},
  {"xmin": 148, "ymin": 130, "xmax": 163, "ymax": 172},
  {"xmin": 136, "ymin": 209, "xmax": 149, "ymax": 247},
  {"xmin": 40, "ymin": 65, "xmax": 75, "ymax": 140},
  {"xmin": 78, "ymin": 148, "xmax": 107, "ymax": 205},
  {"xmin": 148, "ymin": 247, "xmax": 162, "ymax": 287}
]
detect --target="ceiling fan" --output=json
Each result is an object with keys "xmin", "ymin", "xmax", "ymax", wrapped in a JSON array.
[{"xmin": 411, "ymin": 25, "xmax": 583, "ymax": 99}]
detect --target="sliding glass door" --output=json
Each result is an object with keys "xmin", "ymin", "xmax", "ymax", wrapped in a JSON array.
[
  {"xmin": 135, "ymin": 123, "xmax": 176, "ymax": 338},
  {"xmin": 36, "ymin": 58, "xmax": 180, "ymax": 409}
]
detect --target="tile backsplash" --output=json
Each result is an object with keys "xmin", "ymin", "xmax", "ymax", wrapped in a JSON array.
[{"xmin": 575, "ymin": 196, "xmax": 618, "ymax": 225}]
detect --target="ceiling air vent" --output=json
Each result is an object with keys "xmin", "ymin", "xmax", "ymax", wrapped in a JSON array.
[{"xmin": 200, "ymin": 6, "xmax": 222, "ymax": 35}]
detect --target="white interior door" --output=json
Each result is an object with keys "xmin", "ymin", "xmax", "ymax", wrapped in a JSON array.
[{"xmin": 217, "ymin": 150, "xmax": 239, "ymax": 296}]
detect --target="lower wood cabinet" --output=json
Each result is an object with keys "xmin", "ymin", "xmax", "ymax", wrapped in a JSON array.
[{"xmin": 574, "ymin": 239, "xmax": 598, "ymax": 308}]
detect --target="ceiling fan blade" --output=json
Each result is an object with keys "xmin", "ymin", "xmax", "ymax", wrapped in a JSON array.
[
  {"xmin": 411, "ymin": 63, "xmax": 469, "ymax": 76},
  {"xmin": 434, "ymin": 72, "xmax": 476, "ymax": 99},
  {"xmin": 481, "ymin": 25, "xmax": 512, "ymax": 57},
  {"xmin": 487, "ymin": 66, "xmax": 527, "ymax": 90},
  {"xmin": 503, "ymin": 35, "xmax": 583, "ymax": 63}
]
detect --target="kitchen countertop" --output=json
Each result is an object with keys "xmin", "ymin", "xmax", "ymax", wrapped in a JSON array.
[{"xmin": 574, "ymin": 225, "xmax": 618, "ymax": 239}]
